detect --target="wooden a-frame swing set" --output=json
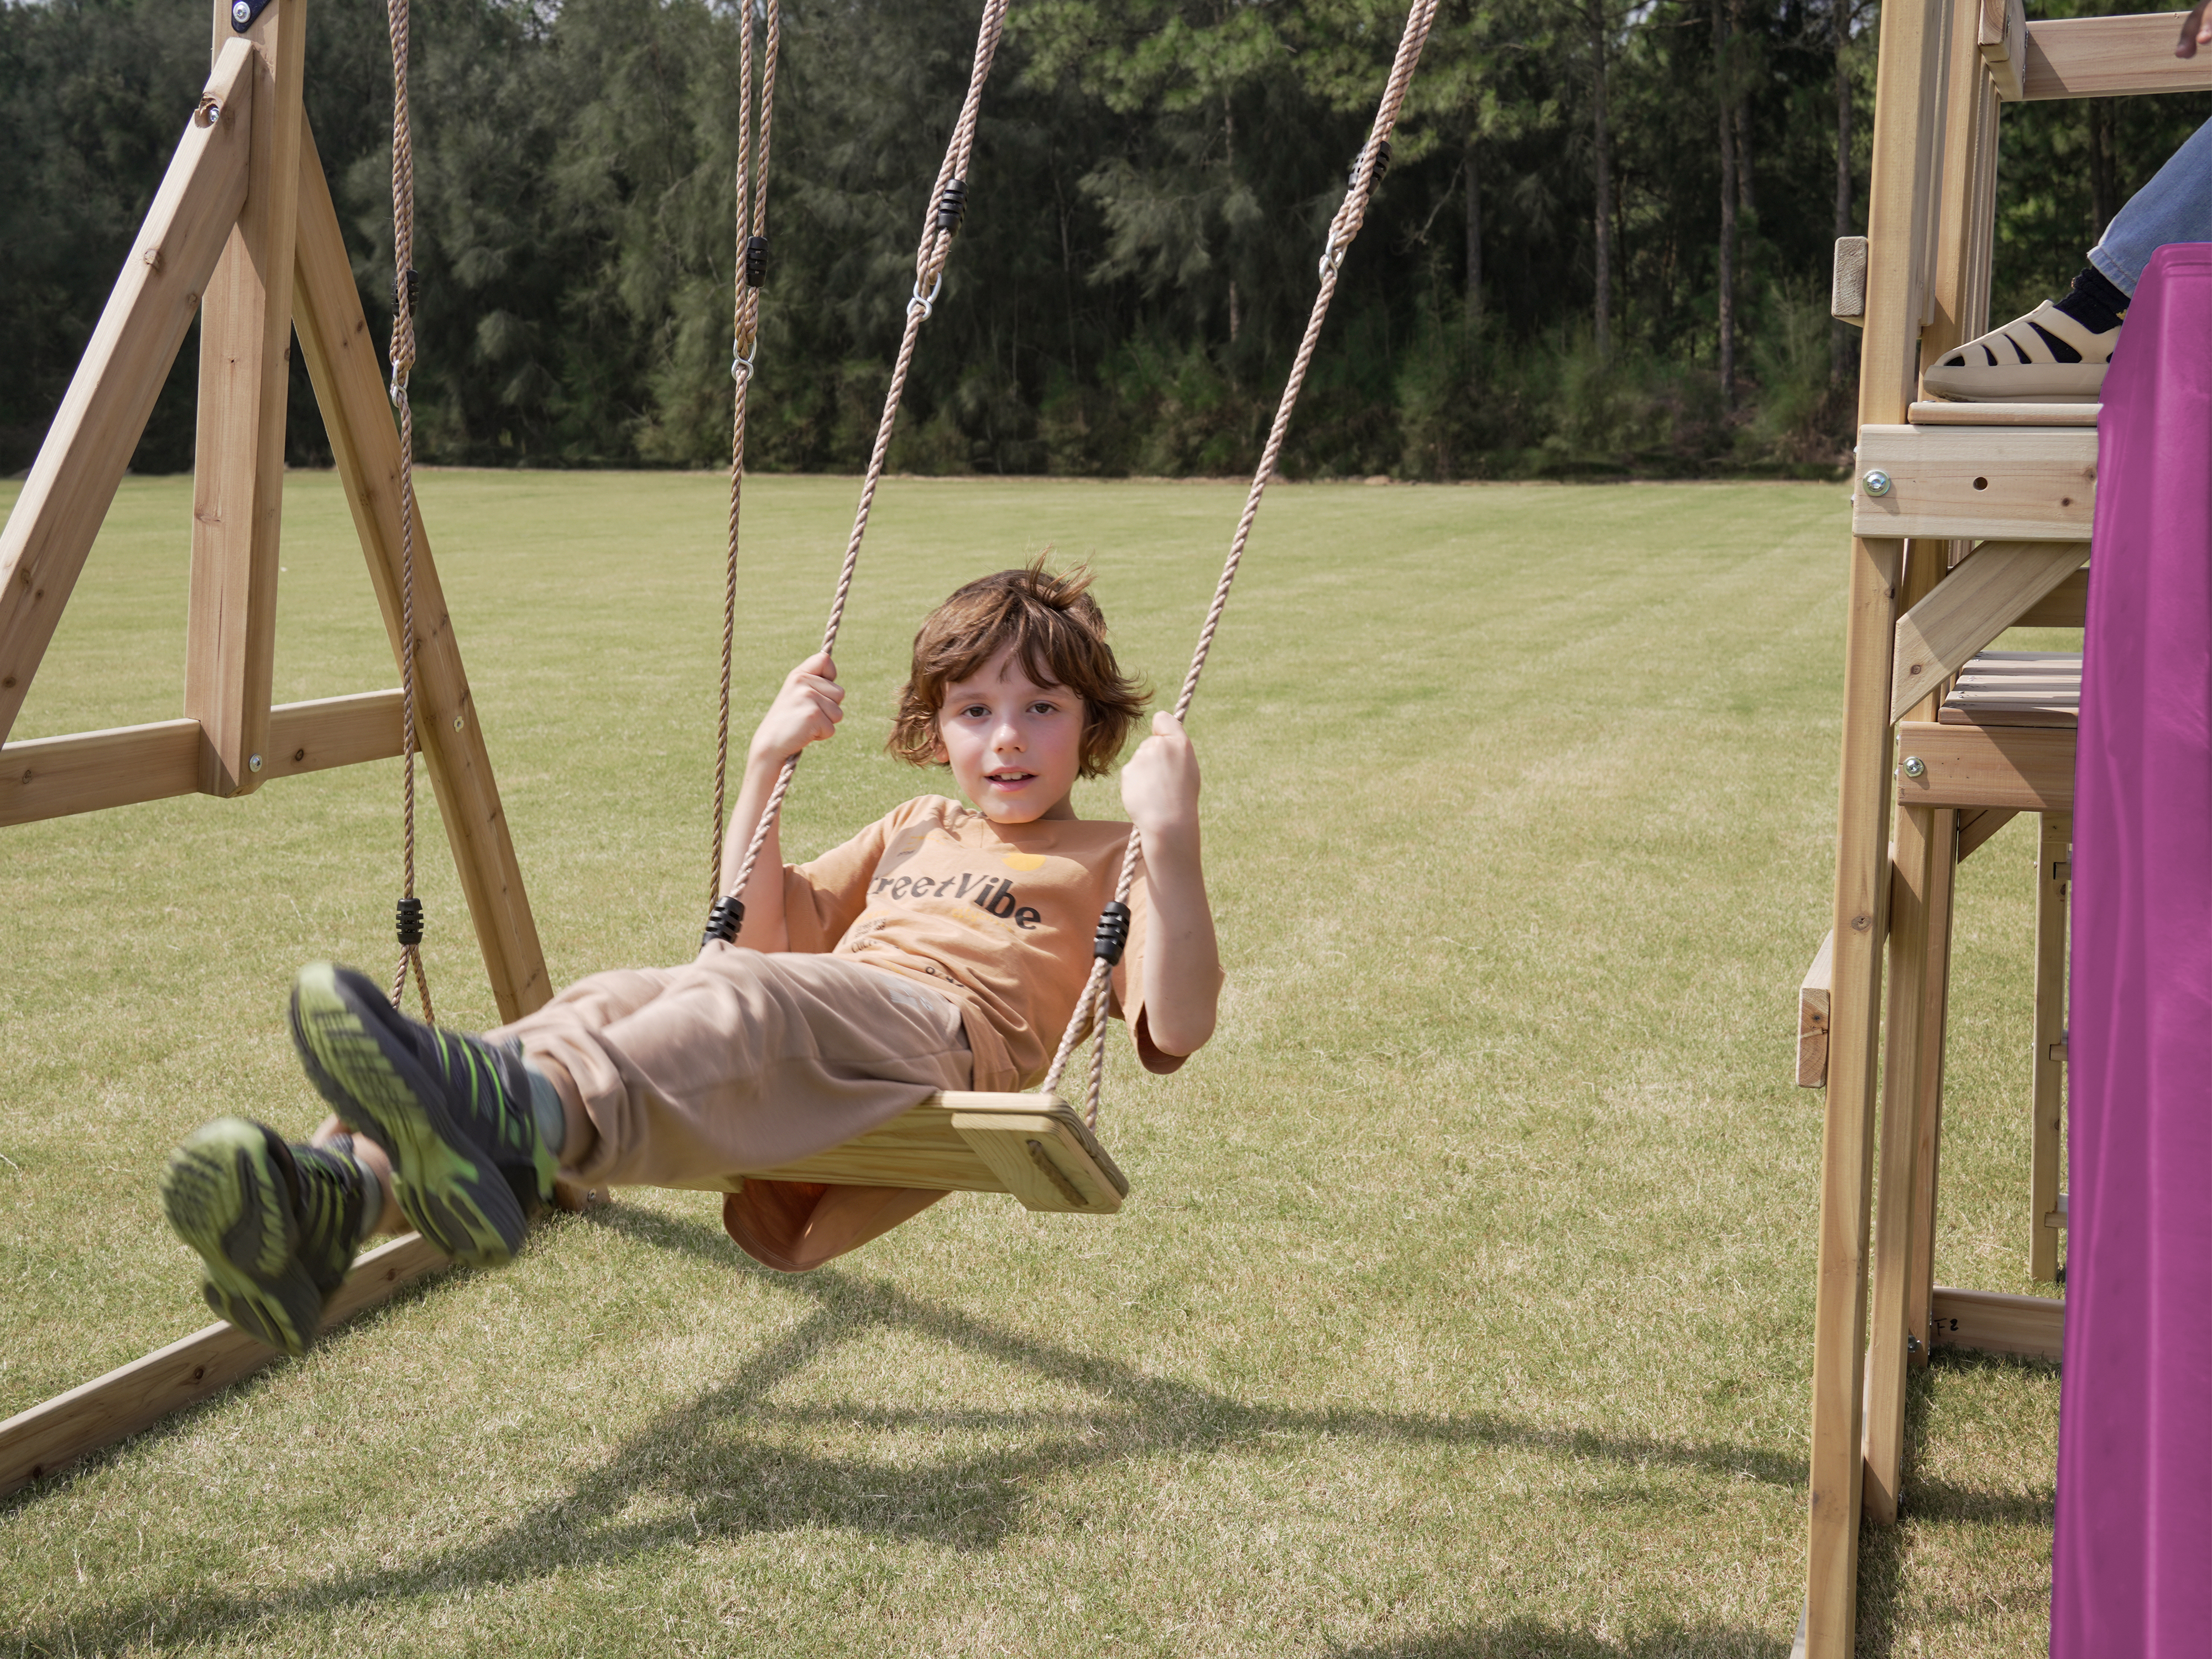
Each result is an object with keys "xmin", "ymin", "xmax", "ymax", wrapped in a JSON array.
[
  {"xmin": 1794, "ymin": 2, "xmax": 2212, "ymax": 1652},
  {"xmin": 0, "ymin": 0, "xmax": 1439, "ymax": 1496}
]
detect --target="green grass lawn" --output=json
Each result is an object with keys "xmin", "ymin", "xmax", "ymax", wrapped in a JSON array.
[{"xmin": 0, "ymin": 471, "xmax": 2063, "ymax": 1656}]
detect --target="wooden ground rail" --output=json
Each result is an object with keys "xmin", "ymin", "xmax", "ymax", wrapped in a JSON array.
[
  {"xmin": 1787, "ymin": 7, "xmax": 2186, "ymax": 1653},
  {"xmin": 0, "ymin": 1234, "xmax": 449, "ymax": 1499}
]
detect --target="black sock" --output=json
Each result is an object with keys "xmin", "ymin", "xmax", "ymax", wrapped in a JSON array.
[{"xmin": 2054, "ymin": 267, "xmax": 2129, "ymax": 334}]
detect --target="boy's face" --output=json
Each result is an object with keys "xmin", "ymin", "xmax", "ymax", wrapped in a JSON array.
[{"xmin": 933, "ymin": 644, "xmax": 1083, "ymax": 823}]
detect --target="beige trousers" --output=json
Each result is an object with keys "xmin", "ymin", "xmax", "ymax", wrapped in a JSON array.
[{"xmin": 490, "ymin": 945, "xmax": 973, "ymax": 1193}]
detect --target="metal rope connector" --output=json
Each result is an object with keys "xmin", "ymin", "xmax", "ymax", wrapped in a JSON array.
[
  {"xmin": 1318, "ymin": 243, "xmax": 1347, "ymax": 280},
  {"xmin": 732, "ymin": 334, "xmax": 758, "ymax": 380},
  {"xmin": 909, "ymin": 269, "xmax": 943, "ymax": 320},
  {"xmin": 388, "ymin": 367, "xmax": 410, "ymax": 407}
]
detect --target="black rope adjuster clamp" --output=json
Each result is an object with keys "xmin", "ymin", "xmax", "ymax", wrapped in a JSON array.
[
  {"xmin": 935, "ymin": 178, "xmax": 968, "ymax": 237},
  {"xmin": 702, "ymin": 895, "xmax": 745, "ymax": 949},
  {"xmin": 395, "ymin": 896, "xmax": 425, "ymax": 948},
  {"xmin": 745, "ymin": 234, "xmax": 768, "ymax": 288},
  {"xmin": 1092, "ymin": 900, "xmax": 1131, "ymax": 966}
]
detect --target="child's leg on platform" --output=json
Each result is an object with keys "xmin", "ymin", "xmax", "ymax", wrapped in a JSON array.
[
  {"xmin": 488, "ymin": 948, "xmax": 973, "ymax": 1193},
  {"xmin": 2091, "ymin": 115, "xmax": 2212, "ymax": 296}
]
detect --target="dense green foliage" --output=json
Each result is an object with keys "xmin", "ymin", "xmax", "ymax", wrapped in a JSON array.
[{"xmin": 3, "ymin": 0, "xmax": 2208, "ymax": 478}]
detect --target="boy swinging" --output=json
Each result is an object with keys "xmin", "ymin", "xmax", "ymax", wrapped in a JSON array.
[{"xmin": 158, "ymin": 565, "xmax": 1222, "ymax": 1358}]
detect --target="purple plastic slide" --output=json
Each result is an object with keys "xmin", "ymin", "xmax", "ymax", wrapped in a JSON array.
[{"xmin": 2051, "ymin": 242, "xmax": 2212, "ymax": 1653}]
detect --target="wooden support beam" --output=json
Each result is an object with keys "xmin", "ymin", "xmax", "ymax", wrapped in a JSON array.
[
  {"xmin": 1806, "ymin": 0, "xmax": 1950, "ymax": 1635},
  {"xmin": 1798, "ymin": 931, "xmax": 1835, "ymax": 1089},
  {"xmin": 2030, "ymin": 813, "xmax": 2070, "ymax": 1282},
  {"xmin": 1908, "ymin": 400, "xmax": 2097, "ymax": 426},
  {"xmin": 290, "ymin": 123, "xmax": 550, "ymax": 1022},
  {"xmin": 1900, "ymin": 809, "xmax": 1959, "ymax": 1373},
  {"xmin": 0, "ymin": 1234, "xmax": 448, "ymax": 1499},
  {"xmin": 1896, "ymin": 719, "xmax": 2074, "ymax": 812},
  {"xmin": 2019, "ymin": 11, "xmax": 2212, "ymax": 100},
  {"xmin": 0, "ymin": 690, "xmax": 404, "ymax": 827},
  {"xmin": 185, "ymin": 0, "xmax": 309, "ymax": 799},
  {"xmin": 1976, "ymin": 0, "xmax": 2029, "ymax": 98},
  {"xmin": 1929, "ymin": 1286, "xmax": 2063, "ymax": 1359},
  {"xmin": 1890, "ymin": 541, "xmax": 2090, "ymax": 722},
  {"xmin": 1854, "ymin": 425, "xmax": 2098, "ymax": 542},
  {"xmin": 0, "ymin": 41, "xmax": 255, "ymax": 749}
]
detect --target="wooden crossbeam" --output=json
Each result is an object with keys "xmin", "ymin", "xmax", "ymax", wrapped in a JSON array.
[
  {"xmin": 0, "ymin": 1233, "xmax": 448, "ymax": 1499},
  {"xmin": 0, "ymin": 691, "xmax": 404, "ymax": 827},
  {"xmin": 1797, "ymin": 932, "xmax": 1834, "ymax": 1089},
  {"xmin": 1896, "ymin": 719, "xmax": 2074, "ymax": 812},
  {"xmin": 2019, "ymin": 10, "xmax": 2212, "ymax": 100},
  {"xmin": 1929, "ymin": 1286, "xmax": 2064, "ymax": 1359},
  {"xmin": 0, "ymin": 41, "xmax": 255, "ymax": 748},
  {"xmin": 1853, "ymin": 425, "xmax": 2098, "ymax": 542},
  {"xmin": 1889, "ymin": 540, "xmax": 2090, "ymax": 722}
]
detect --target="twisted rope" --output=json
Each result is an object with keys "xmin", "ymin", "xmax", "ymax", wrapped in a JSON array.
[
  {"xmin": 1039, "ymin": 0, "xmax": 1441, "ymax": 1126},
  {"xmin": 714, "ymin": 0, "xmax": 1007, "ymax": 917},
  {"xmin": 710, "ymin": 0, "xmax": 784, "ymax": 907},
  {"xmin": 387, "ymin": 0, "xmax": 432, "ymax": 1023}
]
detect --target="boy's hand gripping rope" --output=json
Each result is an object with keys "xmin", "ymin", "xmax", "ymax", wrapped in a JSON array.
[
  {"xmin": 705, "ymin": 0, "xmax": 1005, "ymax": 949},
  {"xmin": 387, "ymin": 0, "xmax": 434, "ymax": 1022},
  {"xmin": 708, "ymin": 0, "xmax": 784, "ymax": 925},
  {"xmin": 1039, "ymin": 0, "xmax": 1440, "ymax": 1129}
]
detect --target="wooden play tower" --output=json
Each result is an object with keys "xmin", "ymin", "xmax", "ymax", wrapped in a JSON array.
[{"xmin": 1796, "ymin": 2, "xmax": 2211, "ymax": 1650}]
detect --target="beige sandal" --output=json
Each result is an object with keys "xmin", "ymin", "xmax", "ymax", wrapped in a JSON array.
[{"xmin": 1921, "ymin": 300, "xmax": 2117, "ymax": 402}]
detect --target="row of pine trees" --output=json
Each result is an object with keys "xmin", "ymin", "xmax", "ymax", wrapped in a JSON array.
[{"xmin": 4, "ymin": 0, "xmax": 2208, "ymax": 479}]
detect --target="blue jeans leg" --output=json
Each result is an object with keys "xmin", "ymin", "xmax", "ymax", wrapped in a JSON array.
[{"xmin": 2089, "ymin": 116, "xmax": 2212, "ymax": 296}]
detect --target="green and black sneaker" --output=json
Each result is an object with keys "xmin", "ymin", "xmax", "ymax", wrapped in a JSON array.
[
  {"xmin": 159, "ymin": 1118, "xmax": 371, "ymax": 1358},
  {"xmin": 286, "ymin": 962, "xmax": 556, "ymax": 1269}
]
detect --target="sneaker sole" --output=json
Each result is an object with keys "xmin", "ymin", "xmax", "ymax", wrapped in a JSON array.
[
  {"xmin": 160, "ymin": 1118, "xmax": 325, "ymax": 1358},
  {"xmin": 288, "ymin": 962, "xmax": 526, "ymax": 1269}
]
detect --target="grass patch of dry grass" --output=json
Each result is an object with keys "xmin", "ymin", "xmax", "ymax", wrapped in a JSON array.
[{"xmin": 1, "ymin": 472, "xmax": 2058, "ymax": 1655}]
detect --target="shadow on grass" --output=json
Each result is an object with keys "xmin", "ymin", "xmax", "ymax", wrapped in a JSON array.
[
  {"xmin": 1327, "ymin": 1623, "xmax": 1790, "ymax": 1657},
  {"xmin": 0, "ymin": 1204, "xmax": 1992, "ymax": 1652},
  {"xmin": 1853, "ymin": 1346, "xmax": 2059, "ymax": 1657}
]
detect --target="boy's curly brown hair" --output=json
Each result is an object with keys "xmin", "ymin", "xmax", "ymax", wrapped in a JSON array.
[{"xmin": 888, "ymin": 560, "xmax": 1148, "ymax": 779}]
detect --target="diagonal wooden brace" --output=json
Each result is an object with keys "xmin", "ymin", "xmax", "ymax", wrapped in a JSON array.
[
  {"xmin": 0, "ymin": 40, "xmax": 255, "ymax": 749},
  {"xmin": 1889, "ymin": 539, "xmax": 2090, "ymax": 723}
]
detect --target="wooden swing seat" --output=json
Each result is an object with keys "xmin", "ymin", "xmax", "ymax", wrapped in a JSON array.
[{"xmin": 742, "ymin": 1091, "xmax": 1129, "ymax": 1215}]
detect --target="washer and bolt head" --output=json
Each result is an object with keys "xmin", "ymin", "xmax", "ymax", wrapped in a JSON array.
[
  {"xmin": 247, "ymin": 753, "xmax": 263, "ymax": 774},
  {"xmin": 231, "ymin": 0, "xmax": 253, "ymax": 23},
  {"xmin": 1901, "ymin": 755, "xmax": 1927, "ymax": 779},
  {"xmin": 1861, "ymin": 469, "xmax": 1893, "ymax": 497}
]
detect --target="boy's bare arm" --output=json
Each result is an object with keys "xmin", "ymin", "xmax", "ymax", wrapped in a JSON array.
[
  {"xmin": 717, "ymin": 652, "xmax": 844, "ymax": 953},
  {"xmin": 1120, "ymin": 713, "xmax": 1220, "ymax": 1056}
]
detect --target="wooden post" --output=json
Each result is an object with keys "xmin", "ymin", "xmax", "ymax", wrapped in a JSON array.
[
  {"xmin": 1901, "ymin": 808, "xmax": 1959, "ymax": 1368},
  {"xmin": 290, "ymin": 124, "xmax": 551, "ymax": 1021},
  {"xmin": 185, "ymin": 0, "xmax": 309, "ymax": 798},
  {"xmin": 1802, "ymin": 0, "xmax": 1949, "ymax": 1645},
  {"xmin": 1860, "ymin": 0, "xmax": 1995, "ymax": 1526},
  {"xmin": 0, "ymin": 42, "xmax": 255, "ymax": 749},
  {"xmin": 2030, "ymin": 813, "xmax": 2070, "ymax": 1281}
]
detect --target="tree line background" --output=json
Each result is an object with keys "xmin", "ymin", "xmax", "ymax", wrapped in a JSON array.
[{"xmin": 4, "ymin": 0, "xmax": 2208, "ymax": 481}]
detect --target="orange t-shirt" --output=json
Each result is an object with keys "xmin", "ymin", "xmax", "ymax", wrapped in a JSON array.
[{"xmin": 779, "ymin": 796, "xmax": 1198, "ymax": 1092}]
